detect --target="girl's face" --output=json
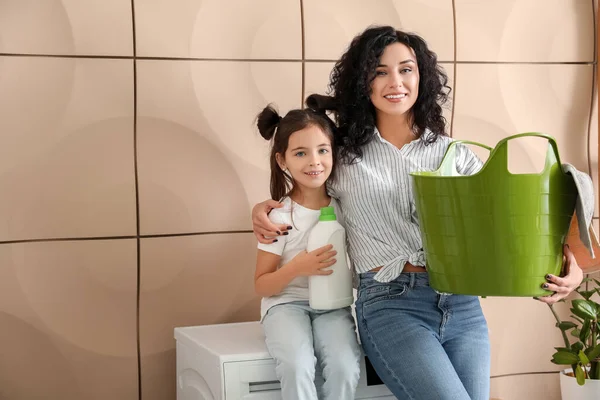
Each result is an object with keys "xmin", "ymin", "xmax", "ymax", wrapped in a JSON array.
[
  {"xmin": 276, "ymin": 124, "xmax": 333, "ymax": 194},
  {"xmin": 370, "ymin": 42, "xmax": 420, "ymax": 120}
]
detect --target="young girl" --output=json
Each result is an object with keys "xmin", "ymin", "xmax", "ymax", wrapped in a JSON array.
[{"xmin": 254, "ymin": 104, "xmax": 361, "ymax": 400}]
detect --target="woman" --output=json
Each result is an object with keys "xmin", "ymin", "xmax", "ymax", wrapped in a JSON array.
[{"xmin": 252, "ymin": 26, "xmax": 583, "ymax": 399}]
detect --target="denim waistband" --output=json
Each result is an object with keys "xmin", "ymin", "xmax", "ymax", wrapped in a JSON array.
[{"xmin": 358, "ymin": 271, "xmax": 430, "ymax": 288}]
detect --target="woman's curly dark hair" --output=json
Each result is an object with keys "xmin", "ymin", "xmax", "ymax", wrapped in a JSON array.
[{"xmin": 325, "ymin": 25, "xmax": 451, "ymax": 163}]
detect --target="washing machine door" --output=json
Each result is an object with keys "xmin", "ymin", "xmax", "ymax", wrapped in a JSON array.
[{"xmin": 178, "ymin": 368, "xmax": 216, "ymax": 400}]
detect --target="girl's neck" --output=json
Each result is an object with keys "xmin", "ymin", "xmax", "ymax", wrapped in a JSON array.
[
  {"xmin": 289, "ymin": 186, "xmax": 330, "ymax": 210},
  {"xmin": 375, "ymin": 112, "xmax": 417, "ymax": 150}
]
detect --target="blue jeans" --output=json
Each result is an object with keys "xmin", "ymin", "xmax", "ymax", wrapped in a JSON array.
[
  {"xmin": 356, "ymin": 272, "xmax": 490, "ymax": 400},
  {"xmin": 263, "ymin": 301, "xmax": 361, "ymax": 400}
]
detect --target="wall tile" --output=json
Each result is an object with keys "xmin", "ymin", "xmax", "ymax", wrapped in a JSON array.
[
  {"xmin": 0, "ymin": 0, "xmax": 132, "ymax": 55},
  {"xmin": 453, "ymin": 64, "xmax": 593, "ymax": 172},
  {"xmin": 135, "ymin": 0, "xmax": 301, "ymax": 59},
  {"xmin": 455, "ymin": 0, "xmax": 594, "ymax": 62},
  {"xmin": 482, "ymin": 297, "xmax": 570, "ymax": 376},
  {"xmin": 0, "ymin": 239, "xmax": 138, "ymax": 400},
  {"xmin": 0, "ymin": 57, "xmax": 136, "ymax": 241},
  {"xmin": 303, "ymin": 0, "xmax": 454, "ymax": 61},
  {"xmin": 137, "ymin": 60, "xmax": 301, "ymax": 234},
  {"xmin": 139, "ymin": 233, "xmax": 260, "ymax": 400}
]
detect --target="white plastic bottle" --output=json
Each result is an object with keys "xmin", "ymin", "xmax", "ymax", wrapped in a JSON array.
[{"xmin": 306, "ymin": 206, "xmax": 354, "ymax": 310}]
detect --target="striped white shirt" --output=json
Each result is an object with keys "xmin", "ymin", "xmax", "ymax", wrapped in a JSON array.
[{"xmin": 329, "ymin": 128, "xmax": 483, "ymax": 283}]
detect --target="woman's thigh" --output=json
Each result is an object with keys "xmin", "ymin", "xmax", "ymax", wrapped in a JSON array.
[
  {"xmin": 355, "ymin": 273, "xmax": 475, "ymax": 400},
  {"xmin": 442, "ymin": 294, "xmax": 490, "ymax": 400}
]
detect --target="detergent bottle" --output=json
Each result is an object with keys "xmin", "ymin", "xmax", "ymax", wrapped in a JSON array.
[{"xmin": 307, "ymin": 206, "xmax": 353, "ymax": 309}]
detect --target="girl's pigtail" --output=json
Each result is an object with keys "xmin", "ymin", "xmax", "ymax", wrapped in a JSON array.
[
  {"xmin": 256, "ymin": 105, "xmax": 282, "ymax": 140},
  {"xmin": 305, "ymin": 94, "xmax": 339, "ymax": 114}
]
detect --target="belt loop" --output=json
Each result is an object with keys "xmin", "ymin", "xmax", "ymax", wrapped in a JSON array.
[{"xmin": 409, "ymin": 273, "xmax": 416, "ymax": 288}]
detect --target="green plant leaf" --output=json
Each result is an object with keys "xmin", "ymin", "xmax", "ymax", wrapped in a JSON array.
[
  {"xmin": 572, "ymin": 342, "xmax": 584, "ymax": 354},
  {"xmin": 579, "ymin": 350, "xmax": 590, "ymax": 365},
  {"xmin": 580, "ymin": 319, "xmax": 591, "ymax": 343},
  {"xmin": 593, "ymin": 278, "xmax": 600, "ymax": 287},
  {"xmin": 576, "ymin": 365, "xmax": 586, "ymax": 385},
  {"xmin": 557, "ymin": 321, "xmax": 577, "ymax": 331},
  {"xmin": 555, "ymin": 347, "xmax": 571, "ymax": 352},
  {"xmin": 586, "ymin": 344, "xmax": 600, "ymax": 361},
  {"xmin": 572, "ymin": 300, "xmax": 597, "ymax": 320},
  {"xmin": 578, "ymin": 290, "xmax": 596, "ymax": 301},
  {"xmin": 552, "ymin": 350, "xmax": 580, "ymax": 365},
  {"xmin": 572, "ymin": 329, "xmax": 581, "ymax": 338}
]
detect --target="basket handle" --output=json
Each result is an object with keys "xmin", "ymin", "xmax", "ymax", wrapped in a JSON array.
[
  {"xmin": 487, "ymin": 132, "xmax": 562, "ymax": 173},
  {"xmin": 437, "ymin": 140, "xmax": 493, "ymax": 176}
]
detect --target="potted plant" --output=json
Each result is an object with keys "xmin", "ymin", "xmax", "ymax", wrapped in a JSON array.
[{"xmin": 549, "ymin": 278, "xmax": 600, "ymax": 399}]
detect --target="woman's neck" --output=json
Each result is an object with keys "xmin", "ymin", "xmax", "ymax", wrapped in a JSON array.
[
  {"xmin": 375, "ymin": 112, "xmax": 417, "ymax": 150},
  {"xmin": 289, "ymin": 186, "xmax": 330, "ymax": 210}
]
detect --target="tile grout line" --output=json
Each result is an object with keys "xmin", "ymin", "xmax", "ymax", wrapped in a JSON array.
[
  {"xmin": 588, "ymin": 0, "xmax": 600, "ymax": 222},
  {"xmin": 0, "ymin": 231, "xmax": 256, "ymax": 245},
  {"xmin": 587, "ymin": 0, "xmax": 599, "ymax": 223},
  {"xmin": 450, "ymin": 0, "xmax": 458, "ymax": 138},
  {"xmin": 587, "ymin": 0, "xmax": 598, "ymax": 184},
  {"xmin": 129, "ymin": 0, "xmax": 142, "ymax": 399},
  {"xmin": 0, "ymin": 235, "xmax": 138, "ymax": 245},
  {"xmin": 300, "ymin": 0, "xmax": 306, "ymax": 108},
  {"xmin": 594, "ymin": 0, "xmax": 598, "ymax": 66},
  {"xmin": 0, "ymin": 52, "xmax": 596, "ymax": 65},
  {"xmin": 491, "ymin": 370, "xmax": 560, "ymax": 379},
  {"xmin": 595, "ymin": 0, "xmax": 599, "ymax": 223},
  {"xmin": 587, "ymin": 61, "xmax": 597, "ymax": 182}
]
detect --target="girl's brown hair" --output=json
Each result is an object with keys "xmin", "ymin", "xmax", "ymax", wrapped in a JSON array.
[{"xmin": 256, "ymin": 100, "xmax": 338, "ymax": 201}]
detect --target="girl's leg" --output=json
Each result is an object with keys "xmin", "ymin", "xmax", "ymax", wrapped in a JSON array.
[
  {"xmin": 355, "ymin": 273, "xmax": 474, "ymax": 400},
  {"xmin": 441, "ymin": 294, "xmax": 491, "ymax": 400},
  {"xmin": 311, "ymin": 307, "xmax": 361, "ymax": 400},
  {"xmin": 263, "ymin": 302, "xmax": 318, "ymax": 400}
]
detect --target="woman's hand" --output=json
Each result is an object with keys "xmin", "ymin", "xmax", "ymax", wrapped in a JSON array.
[
  {"xmin": 536, "ymin": 245, "xmax": 583, "ymax": 304},
  {"xmin": 252, "ymin": 200, "xmax": 291, "ymax": 244}
]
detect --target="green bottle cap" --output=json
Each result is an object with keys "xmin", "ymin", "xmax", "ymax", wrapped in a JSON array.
[{"xmin": 319, "ymin": 206, "xmax": 337, "ymax": 221}]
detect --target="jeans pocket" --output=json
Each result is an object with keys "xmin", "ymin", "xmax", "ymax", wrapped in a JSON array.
[
  {"xmin": 359, "ymin": 285, "xmax": 388, "ymax": 303},
  {"xmin": 362, "ymin": 282, "xmax": 409, "ymax": 309},
  {"xmin": 388, "ymin": 282, "xmax": 409, "ymax": 298}
]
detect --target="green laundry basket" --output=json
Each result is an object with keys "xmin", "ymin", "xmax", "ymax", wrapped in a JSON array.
[{"xmin": 410, "ymin": 133, "xmax": 577, "ymax": 297}]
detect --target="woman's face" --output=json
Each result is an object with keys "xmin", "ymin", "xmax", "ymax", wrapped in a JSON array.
[{"xmin": 369, "ymin": 42, "xmax": 419, "ymax": 119}]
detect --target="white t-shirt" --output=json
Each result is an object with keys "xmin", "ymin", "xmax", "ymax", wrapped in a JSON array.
[{"xmin": 257, "ymin": 196, "xmax": 341, "ymax": 319}]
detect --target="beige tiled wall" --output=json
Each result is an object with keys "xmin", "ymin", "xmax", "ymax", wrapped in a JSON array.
[{"xmin": 0, "ymin": 1, "xmax": 596, "ymax": 400}]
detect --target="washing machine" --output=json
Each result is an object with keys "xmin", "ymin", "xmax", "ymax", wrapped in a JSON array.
[{"xmin": 175, "ymin": 321, "xmax": 395, "ymax": 399}]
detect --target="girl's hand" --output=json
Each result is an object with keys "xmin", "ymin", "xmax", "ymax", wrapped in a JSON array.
[
  {"xmin": 252, "ymin": 200, "xmax": 290, "ymax": 244},
  {"xmin": 536, "ymin": 245, "xmax": 584, "ymax": 304},
  {"xmin": 289, "ymin": 245, "xmax": 337, "ymax": 277}
]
